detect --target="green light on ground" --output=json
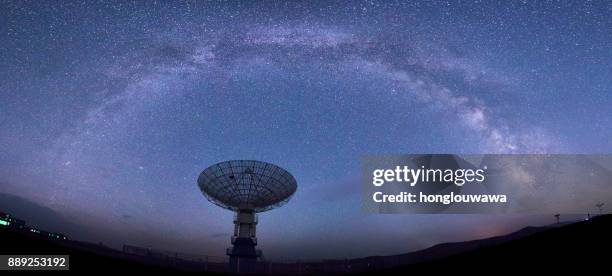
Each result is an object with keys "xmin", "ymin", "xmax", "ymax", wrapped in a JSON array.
[{"xmin": 0, "ymin": 220, "xmax": 9, "ymax": 226}]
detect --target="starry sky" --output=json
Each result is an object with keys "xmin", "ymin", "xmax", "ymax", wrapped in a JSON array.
[{"xmin": 1, "ymin": 1, "xmax": 611, "ymax": 260}]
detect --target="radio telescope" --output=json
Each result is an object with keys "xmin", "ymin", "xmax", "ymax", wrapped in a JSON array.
[{"xmin": 197, "ymin": 160, "xmax": 297, "ymax": 272}]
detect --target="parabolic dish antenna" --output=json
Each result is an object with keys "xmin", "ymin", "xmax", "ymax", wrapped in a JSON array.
[
  {"xmin": 197, "ymin": 160, "xmax": 297, "ymax": 273},
  {"xmin": 198, "ymin": 160, "xmax": 297, "ymax": 212}
]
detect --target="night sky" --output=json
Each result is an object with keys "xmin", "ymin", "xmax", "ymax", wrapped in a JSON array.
[{"xmin": 1, "ymin": 1, "xmax": 611, "ymax": 260}]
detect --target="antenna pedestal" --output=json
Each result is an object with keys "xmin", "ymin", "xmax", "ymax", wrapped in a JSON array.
[
  {"xmin": 198, "ymin": 160, "xmax": 297, "ymax": 273},
  {"xmin": 227, "ymin": 209, "xmax": 261, "ymax": 273}
]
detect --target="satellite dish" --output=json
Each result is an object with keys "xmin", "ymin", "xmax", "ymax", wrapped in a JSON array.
[
  {"xmin": 198, "ymin": 160, "xmax": 297, "ymax": 212},
  {"xmin": 596, "ymin": 203, "xmax": 604, "ymax": 214},
  {"xmin": 197, "ymin": 160, "xmax": 297, "ymax": 272}
]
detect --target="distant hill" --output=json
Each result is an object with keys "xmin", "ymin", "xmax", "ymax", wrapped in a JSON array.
[
  {"xmin": 380, "ymin": 215, "xmax": 610, "ymax": 274},
  {"xmin": 0, "ymin": 193, "xmax": 91, "ymax": 239}
]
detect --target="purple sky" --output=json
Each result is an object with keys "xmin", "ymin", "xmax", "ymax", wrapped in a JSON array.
[{"xmin": 0, "ymin": 1, "xmax": 610, "ymax": 260}]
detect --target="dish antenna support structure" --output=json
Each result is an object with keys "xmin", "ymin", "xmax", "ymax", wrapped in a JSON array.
[{"xmin": 198, "ymin": 160, "xmax": 297, "ymax": 273}]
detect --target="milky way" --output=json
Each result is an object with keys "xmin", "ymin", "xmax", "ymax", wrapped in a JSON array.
[{"xmin": 1, "ymin": 1, "xmax": 611, "ymax": 259}]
